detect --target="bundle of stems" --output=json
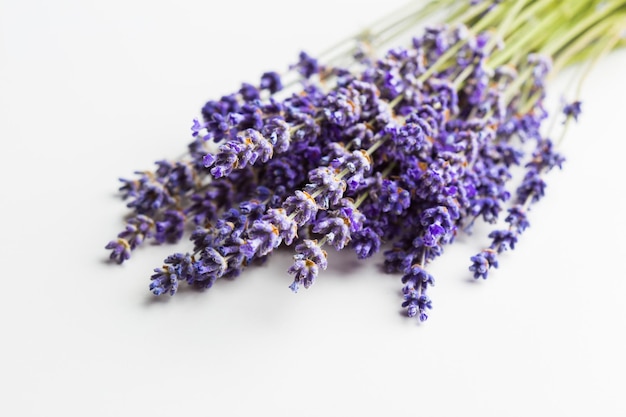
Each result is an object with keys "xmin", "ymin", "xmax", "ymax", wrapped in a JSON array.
[{"xmin": 106, "ymin": 0, "xmax": 626, "ymax": 322}]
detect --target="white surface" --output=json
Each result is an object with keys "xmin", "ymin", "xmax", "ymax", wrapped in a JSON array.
[{"xmin": 1, "ymin": 1, "xmax": 626, "ymax": 416}]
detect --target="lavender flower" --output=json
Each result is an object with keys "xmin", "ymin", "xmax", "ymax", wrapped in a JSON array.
[
  {"xmin": 515, "ymin": 169, "xmax": 546, "ymax": 205},
  {"xmin": 312, "ymin": 214, "xmax": 351, "ymax": 250},
  {"xmin": 106, "ymin": 0, "xmax": 612, "ymax": 324},
  {"xmin": 105, "ymin": 239, "xmax": 131, "ymax": 264},
  {"xmin": 151, "ymin": 253, "xmax": 197, "ymax": 294},
  {"xmin": 563, "ymin": 101, "xmax": 582, "ymax": 122},
  {"xmin": 260, "ymin": 72, "xmax": 283, "ymax": 94},
  {"xmin": 330, "ymin": 149, "xmax": 372, "ymax": 191},
  {"xmin": 105, "ymin": 215, "xmax": 155, "ymax": 263},
  {"xmin": 304, "ymin": 167, "xmax": 346, "ymax": 209},
  {"xmin": 469, "ymin": 249, "xmax": 498, "ymax": 280},
  {"xmin": 283, "ymin": 190, "xmax": 319, "ymax": 226},
  {"xmin": 240, "ymin": 220, "xmax": 281, "ymax": 259},
  {"xmin": 351, "ymin": 227, "xmax": 381, "ymax": 259},
  {"xmin": 505, "ymin": 205, "xmax": 530, "ymax": 234},
  {"xmin": 150, "ymin": 266, "xmax": 180, "ymax": 296},
  {"xmin": 288, "ymin": 239, "xmax": 328, "ymax": 292},
  {"xmin": 194, "ymin": 248, "xmax": 229, "ymax": 288},
  {"xmin": 155, "ymin": 210, "xmax": 185, "ymax": 244},
  {"xmin": 420, "ymin": 206, "xmax": 455, "ymax": 247},
  {"xmin": 262, "ymin": 118, "xmax": 291, "ymax": 154},
  {"xmin": 488, "ymin": 229, "xmax": 518, "ymax": 252},
  {"xmin": 292, "ymin": 51, "xmax": 320, "ymax": 78},
  {"xmin": 401, "ymin": 264, "xmax": 435, "ymax": 322},
  {"xmin": 206, "ymin": 128, "xmax": 274, "ymax": 178},
  {"xmin": 120, "ymin": 174, "xmax": 175, "ymax": 215},
  {"xmin": 323, "ymin": 85, "xmax": 362, "ymax": 127},
  {"xmin": 265, "ymin": 208, "xmax": 298, "ymax": 245}
]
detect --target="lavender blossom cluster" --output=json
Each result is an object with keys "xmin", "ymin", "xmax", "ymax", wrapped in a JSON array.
[{"xmin": 106, "ymin": 24, "xmax": 571, "ymax": 322}]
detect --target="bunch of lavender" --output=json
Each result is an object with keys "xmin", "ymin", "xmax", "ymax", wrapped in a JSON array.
[{"xmin": 106, "ymin": 0, "xmax": 626, "ymax": 322}]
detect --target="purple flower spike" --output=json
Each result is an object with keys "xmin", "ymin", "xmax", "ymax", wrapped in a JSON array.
[
  {"xmin": 164, "ymin": 162, "xmax": 196, "ymax": 193},
  {"xmin": 505, "ymin": 205, "xmax": 530, "ymax": 234},
  {"xmin": 294, "ymin": 239, "xmax": 328, "ymax": 270},
  {"xmin": 469, "ymin": 249, "xmax": 499, "ymax": 279},
  {"xmin": 288, "ymin": 259, "xmax": 319, "ymax": 291},
  {"xmin": 288, "ymin": 239, "xmax": 328, "ymax": 290},
  {"xmin": 155, "ymin": 210, "xmax": 185, "ymax": 244},
  {"xmin": 241, "ymin": 219, "xmax": 281, "ymax": 258},
  {"xmin": 516, "ymin": 169, "xmax": 546, "ymax": 205},
  {"xmin": 401, "ymin": 264, "xmax": 435, "ymax": 289},
  {"xmin": 488, "ymin": 229, "xmax": 518, "ymax": 253},
  {"xmin": 150, "ymin": 266, "xmax": 179, "ymax": 296},
  {"xmin": 150, "ymin": 253, "xmax": 197, "ymax": 295},
  {"xmin": 470, "ymin": 197, "xmax": 503, "ymax": 224},
  {"xmin": 283, "ymin": 190, "xmax": 319, "ymax": 226},
  {"xmin": 118, "ymin": 215, "xmax": 155, "ymax": 249},
  {"xmin": 105, "ymin": 239, "xmax": 131, "ymax": 264},
  {"xmin": 191, "ymin": 118, "xmax": 208, "ymax": 137},
  {"xmin": 244, "ymin": 129, "xmax": 273, "ymax": 164},
  {"xmin": 379, "ymin": 179, "xmax": 411, "ymax": 215},
  {"xmin": 527, "ymin": 139, "xmax": 565, "ymax": 172},
  {"xmin": 305, "ymin": 167, "xmax": 346, "ymax": 209},
  {"xmin": 402, "ymin": 289, "xmax": 433, "ymax": 322},
  {"xmin": 400, "ymin": 262, "xmax": 435, "ymax": 321},
  {"xmin": 209, "ymin": 142, "xmax": 241, "ymax": 178},
  {"xmin": 194, "ymin": 248, "xmax": 228, "ymax": 287},
  {"xmin": 313, "ymin": 215, "xmax": 352, "ymax": 250},
  {"xmin": 260, "ymin": 72, "xmax": 283, "ymax": 94},
  {"xmin": 331, "ymin": 149, "xmax": 372, "ymax": 189},
  {"xmin": 207, "ymin": 128, "xmax": 274, "ymax": 178},
  {"xmin": 292, "ymin": 51, "xmax": 320, "ymax": 78},
  {"xmin": 423, "ymin": 223, "xmax": 445, "ymax": 247},
  {"xmin": 388, "ymin": 118, "xmax": 427, "ymax": 154},
  {"xmin": 336, "ymin": 199, "xmax": 365, "ymax": 233},
  {"xmin": 323, "ymin": 85, "xmax": 362, "ymax": 127},
  {"xmin": 262, "ymin": 118, "xmax": 291, "ymax": 153},
  {"xmin": 420, "ymin": 206, "xmax": 455, "ymax": 246},
  {"xmin": 265, "ymin": 208, "xmax": 298, "ymax": 245},
  {"xmin": 124, "ymin": 177, "xmax": 175, "ymax": 215},
  {"xmin": 239, "ymin": 83, "xmax": 260, "ymax": 102},
  {"xmin": 352, "ymin": 227, "xmax": 381, "ymax": 259},
  {"xmin": 563, "ymin": 101, "xmax": 582, "ymax": 122}
]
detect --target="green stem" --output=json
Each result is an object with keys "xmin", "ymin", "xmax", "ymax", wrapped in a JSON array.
[
  {"xmin": 543, "ymin": 0, "xmax": 625, "ymax": 58},
  {"xmin": 488, "ymin": 0, "xmax": 589, "ymax": 69},
  {"xmin": 417, "ymin": 2, "xmax": 505, "ymax": 84},
  {"xmin": 449, "ymin": 0, "xmax": 492, "ymax": 27},
  {"xmin": 502, "ymin": 0, "xmax": 558, "ymax": 40},
  {"xmin": 551, "ymin": 13, "xmax": 626, "ymax": 76},
  {"xmin": 574, "ymin": 27, "xmax": 624, "ymax": 100},
  {"xmin": 485, "ymin": 0, "xmax": 526, "ymax": 53},
  {"xmin": 322, "ymin": 0, "xmax": 459, "ymax": 68},
  {"xmin": 370, "ymin": 0, "xmax": 460, "ymax": 51}
]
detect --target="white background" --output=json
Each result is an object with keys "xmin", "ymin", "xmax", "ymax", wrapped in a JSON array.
[{"xmin": 1, "ymin": 1, "xmax": 626, "ymax": 416}]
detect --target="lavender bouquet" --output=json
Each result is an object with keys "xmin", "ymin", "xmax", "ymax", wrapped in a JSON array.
[{"xmin": 106, "ymin": 0, "xmax": 626, "ymax": 322}]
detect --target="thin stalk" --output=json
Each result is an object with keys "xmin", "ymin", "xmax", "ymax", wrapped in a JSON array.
[
  {"xmin": 551, "ymin": 13, "xmax": 626, "ymax": 77},
  {"xmin": 500, "ymin": 0, "xmax": 558, "ymax": 40},
  {"xmin": 322, "ymin": 0, "xmax": 458, "ymax": 67},
  {"xmin": 417, "ymin": 3, "xmax": 507, "ymax": 84},
  {"xmin": 574, "ymin": 28, "xmax": 624, "ymax": 100},
  {"xmin": 484, "ymin": 0, "xmax": 526, "ymax": 53},
  {"xmin": 543, "ymin": 0, "xmax": 626, "ymax": 57},
  {"xmin": 488, "ymin": 0, "xmax": 590, "ymax": 69},
  {"xmin": 370, "ymin": 0, "xmax": 460, "ymax": 50},
  {"xmin": 449, "ymin": 0, "xmax": 493, "ymax": 27}
]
